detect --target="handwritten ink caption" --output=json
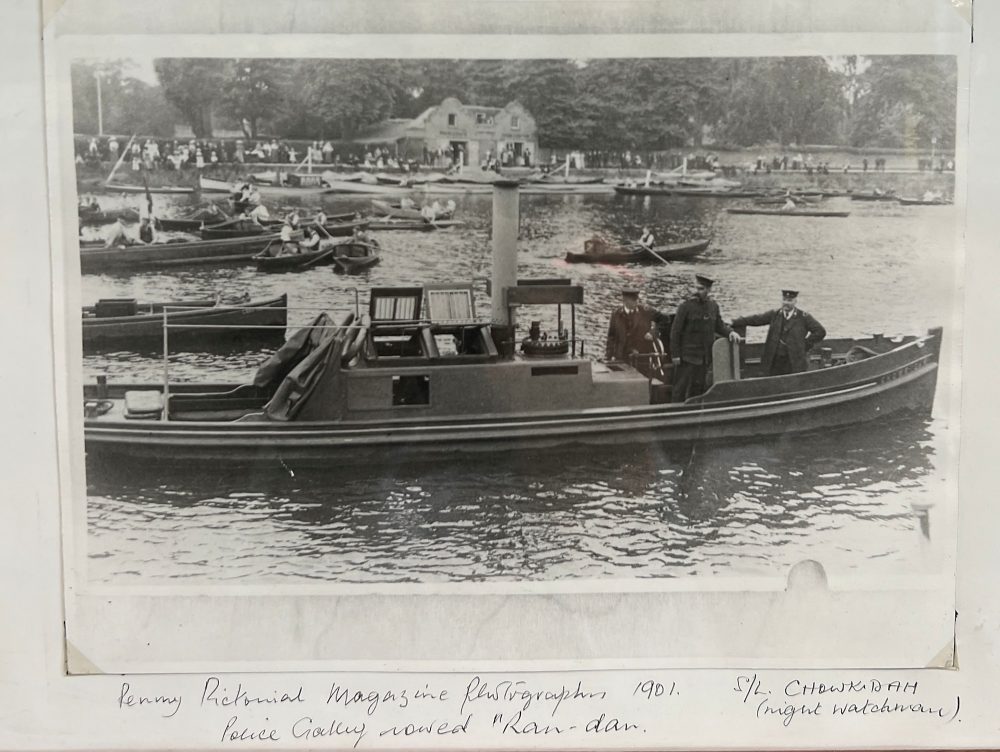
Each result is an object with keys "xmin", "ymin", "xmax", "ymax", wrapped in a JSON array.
[
  {"xmin": 116, "ymin": 674, "xmax": 676, "ymax": 745},
  {"xmin": 734, "ymin": 674, "xmax": 961, "ymax": 727}
]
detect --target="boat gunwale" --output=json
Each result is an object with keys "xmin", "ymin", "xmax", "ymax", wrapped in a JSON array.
[
  {"xmin": 83, "ymin": 339, "xmax": 938, "ymax": 440},
  {"xmin": 81, "ymin": 295, "xmax": 288, "ymax": 327}
]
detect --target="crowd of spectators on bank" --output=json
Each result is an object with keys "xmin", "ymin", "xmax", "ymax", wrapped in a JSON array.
[{"xmin": 74, "ymin": 135, "xmax": 957, "ymax": 175}]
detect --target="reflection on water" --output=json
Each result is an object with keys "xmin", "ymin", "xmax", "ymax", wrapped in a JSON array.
[
  {"xmin": 86, "ymin": 417, "xmax": 944, "ymax": 583},
  {"xmin": 78, "ymin": 192, "xmax": 958, "ymax": 583}
]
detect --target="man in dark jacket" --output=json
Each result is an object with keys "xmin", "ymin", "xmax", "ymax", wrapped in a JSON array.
[
  {"xmin": 606, "ymin": 288, "xmax": 656, "ymax": 364},
  {"xmin": 670, "ymin": 274, "xmax": 740, "ymax": 402},
  {"xmin": 731, "ymin": 290, "xmax": 826, "ymax": 375},
  {"xmin": 605, "ymin": 288, "xmax": 673, "ymax": 378}
]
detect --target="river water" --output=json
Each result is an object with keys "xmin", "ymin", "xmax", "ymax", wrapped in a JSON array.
[{"xmin": 80, "ymin": 191, "xmax": 960, "ymax": 584}]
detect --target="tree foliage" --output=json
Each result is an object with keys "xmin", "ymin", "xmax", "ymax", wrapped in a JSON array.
[
  {"xmin": 71, "ymin": 60, "xmax": 180, "ymax": 137},
  {"xmin": 153, "ymin": 59, "xmax": 228, "ymax": 137},
  {"xmin": 714, "ymin": 58, "xmax": 846, "ymax": 146},
  {"xmin": 220, "ymin": 59, "xmax": 290, "ymax": 139},
  {"xmin": 73, "ymin": 56, "xmax": 959, "ymax": 152},
  {"xmin": 849, "ymin": 56, "xmax": 957, "ymax": 149}
]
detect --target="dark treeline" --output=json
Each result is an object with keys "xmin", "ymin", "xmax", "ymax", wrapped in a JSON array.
[{"xmin": 71, "ymin": 56, "xmax": 957, "ymax": 152}]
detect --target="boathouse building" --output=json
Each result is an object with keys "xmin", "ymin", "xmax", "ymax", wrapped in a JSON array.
[{"xmin": 355, "ymin": 97, "xmax": 538, "ymax": 167}]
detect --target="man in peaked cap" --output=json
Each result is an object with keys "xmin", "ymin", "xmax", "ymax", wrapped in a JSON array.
[
  {"xmin": 731, "ymin": 289, "xmax": 826, "ymax": 376},
  {"xmin": 606, "ymin": 288, "xmax": 672, "ymax": 377},
  {"xmin": 670, "ymin": 274, "xmax": 741, "ymax": 402}
]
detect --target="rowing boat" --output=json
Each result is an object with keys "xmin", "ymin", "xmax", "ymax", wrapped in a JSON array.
[
  {"xmin": 332, "ymin": 241, "xmax": 380, "ymax": 274},
  {"xmin": 157, "ymin": 206, "xmax": 231, "ymax": 232},
  {"xmin": 897, "ymin": 197, "xmax": 953, "ymax": 206},
  {"xmin": 367, "ymin": 219, "xmax": 465, "ymax": 232},
  {"xmin": 82, "ymin": 295, "xmax": 288, "ymax": 349},
  {"xmin": 200, "ymin": 176, "xmax": 337, "ymax": 197},
  {"xmin": 254, "ymin": 239, "xmax": 381, "ymax": 273},
  {"xmin": 104, "ymin": 183, "xmax": 195, "ymax": 195},
  {"xmin": 614, "ymin": 185, "xmax": 764, "ymax": 198},
  {"xmin": 78, "ymin": 207, "xmax": 141, "ymax": 227},
  {"xmin": 726, "ymin": 208, "xmax": 851, "ymax": 218},
  {"xmin": 849, "ymin": 192, "xmax": 898, "ymax": 202},
  {"xmin": 564, "ymin": 238, "xmax": 711, "ymax": 264},
  {"xmin": 80, "ymin": 234, "xmax": 281, "ymax": 273},
  {"xmin": 370, "ymin": 199, "xmax": 456, "ymax": 222}
]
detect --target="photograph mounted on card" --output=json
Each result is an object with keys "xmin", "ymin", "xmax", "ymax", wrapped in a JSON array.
[{"xmin": 43, "ymin": 1, "xmax": 967, "ymax": 672}]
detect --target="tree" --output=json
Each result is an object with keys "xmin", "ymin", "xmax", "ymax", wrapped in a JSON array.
[
  {"xmin": 299, "ymin": 60, "xmax": 414, "ymax": 140},
  {"xmin": 714, "ymin": 58, "xmax": 845, "ymax": 146},
  {"xmin": 154, "ymin": 59, "xmax": 228, "ymax": 137},
  {"xmin": 220, "ymin": 59, "xmax": 289, "ymax": 139},
  {"xmin": 72, "ymin": 59, "xmax": 180, "ymax": 136},
  {"xmin": 850, "ymin": 56, "xmax": 957, "ymax": 149}
]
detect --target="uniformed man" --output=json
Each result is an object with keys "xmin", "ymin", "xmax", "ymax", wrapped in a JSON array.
[
  {"xmin": 731, "ymin": 290, "xmax": 826, "ymax": 376},
  {"xmin": 606, "ymin": 288, "xmax": 655, "ymax": 365},
  {"xmin": 605, "ymin": 288, "xmax": 673, "ymax": 377},
  {"xmin": 670, "ymin": 274, "xmax": 741, "ymax": 402}
]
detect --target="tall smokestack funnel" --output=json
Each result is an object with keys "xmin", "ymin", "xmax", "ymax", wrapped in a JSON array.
[{"xmin": 491, "ymin": 179, "xmax": 520, "ymax": 330}]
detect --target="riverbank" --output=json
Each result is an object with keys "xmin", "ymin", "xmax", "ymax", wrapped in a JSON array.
[{"xmin": 76, "ymin": 162, "xmax": 955, "ymax": 197}]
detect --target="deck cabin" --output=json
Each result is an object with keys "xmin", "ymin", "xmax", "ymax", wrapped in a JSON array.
[{"xmin": 271, "ymin": 282, "xmax": 656, "ymax": 423}]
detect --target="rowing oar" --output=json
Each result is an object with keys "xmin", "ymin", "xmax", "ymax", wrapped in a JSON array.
[
  {"xmin": 300, "ymin": 247, "xmax": 336, "ymax": 269},
  {"xmin": 256, "ymin": 239, "xmax": 276, "ymax": 259},
  {"xmin": 630, "ymin": 242, "xmax": 672, "ymax": 267}
]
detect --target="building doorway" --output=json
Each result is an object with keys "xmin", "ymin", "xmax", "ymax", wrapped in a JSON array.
[{"xmin": 449, "ymin": 141, "xmax": 468, "ymax": 166}]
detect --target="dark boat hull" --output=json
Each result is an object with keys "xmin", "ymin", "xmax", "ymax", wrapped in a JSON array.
[
  {"xmin": 156, "ymin": 217, "xmax": 206, "ymax": 232},
  {"xmin": 79, "ymin": 208, "xmax": 141, "ymax": 227},
  {"xmin": 82, "ymin": 295, "xmax": 288, "ymax": 348},
  {"xmin": 80, "ymin": 234, "xmax": 281, "ymax": 273},
  {"xmin": 254, "ymin": 248, "xmax": 333, "ymax": 272},
  {"xmin": 371, "ymin": 199, "xmax": 456, "ymax": 221},
  {"xmin": 615, "ymin": 186, "xmax": 762, "ymax": 198},
  {"xmin": 564, "ymin": 239, "xmax": 711, "ymax": 264},
  {"xmin": 104, "ymin": 183, "xmax": 195, "ymax": 195},
  {"xmin": 850, "ymin": 194, "xmax": 898, "ymax": 202},
  {"xmin": 897, "ymin": 197, "xmax": 953, "ymax": 206},
  {"xmin": 367, "ymin": 219, "xmax": 464, "ymax": 231},
  {"xmin": 206, "ymin": 218, "xmax": 370, "ymax": 240},
  {"xmin": 333, "ymin": 254, "xmax": 380, "ymax": 274},
  {"xmin": 83, "ymin": 331, "xmax": 941, "ymax": 465},
  {"xmin": 726, "ymin": 208, "xmax": 850, "ymax": 217}
]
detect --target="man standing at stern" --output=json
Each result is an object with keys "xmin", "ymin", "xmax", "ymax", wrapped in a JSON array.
[
  {"xmin": 731, "ymin": 290, "xmax": 826, "ymax": 376},
  {"xmin": 670, "ymin": 274, "xmax": 741, "ymax": 402},
  {"xmin": 606, "ymin": 288, "xmax": 656, "ymax": 365}
]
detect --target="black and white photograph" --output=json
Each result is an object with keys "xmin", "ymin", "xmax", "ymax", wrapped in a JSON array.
[
  {"xmin": 15, "ymin": 0, "xmax": 1000, "ymax": 748},
  {"xmin": 43, "ymin": 23, "xmax": 966, "ymax": 671}
]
